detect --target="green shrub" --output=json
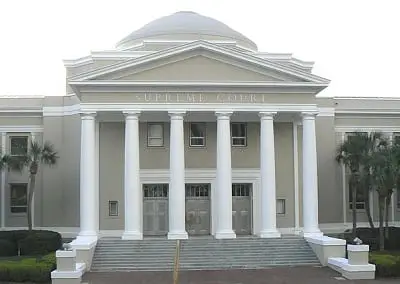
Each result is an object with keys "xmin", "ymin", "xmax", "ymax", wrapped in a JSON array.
[
  {"xmin": 370, "ymin": 252, "xmax": 400, "ymax": 277},
  {"xmin": 0, "ymin": 230, "xmax": 62, "ymax": 256},
  {"xmin": 0, "ymin": 239, "xmax": 17, "ymax": 257},
  {"xmin": 344, "ymin": 227, "xmax": 400, "ymax": 251},
  {"xmin": 0, "ymin": 252, "xmax": 56, "ymax": 283}
]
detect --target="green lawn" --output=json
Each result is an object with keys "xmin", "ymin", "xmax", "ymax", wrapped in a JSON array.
[{"xmin": 0, "ymin": 253, "xmax": 56, "ymax": 283}]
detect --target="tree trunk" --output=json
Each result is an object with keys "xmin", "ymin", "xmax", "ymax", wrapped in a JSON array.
[
  {"xmin": 351, "ymin": 181, "xmax": 358, "ymax": 239},
  {"xmin": 364, "ymin": 173, "xmax": 375, "ymax": 229},
  {"xmin": 385, "ymin": 193, "xmax": 392, "ymax": 239},
  {"xmin": 378, "ymin": 195, "xmax": 385, "ymax": 251},
  {"xmin": 27, "ymin": 174, "xmax": 36, "ymax": 232},
  {"xmin": 365, "ymin": 194, "xmax": 375, "ymax": 229}
]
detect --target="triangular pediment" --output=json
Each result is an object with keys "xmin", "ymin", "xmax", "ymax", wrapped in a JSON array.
[
  {"xmin": 95, "ymin": 54, "xmax": 289, "ymax": 82},
  {"xmin": 69, "ymin": 41, "xmax": 330, "ymax": 85}
]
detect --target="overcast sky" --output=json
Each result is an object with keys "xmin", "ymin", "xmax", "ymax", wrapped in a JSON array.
[{"xmin": 0, "ymin": 0, "xmax": 399, "ymax": 97}]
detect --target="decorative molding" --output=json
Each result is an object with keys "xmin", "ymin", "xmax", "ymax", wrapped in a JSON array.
[
  {"xmin": 80, "ymin": 103, "xmax": 319, "ymax": 113},
  {"xmin": 335, "ymin": 97, "xmax": 400, "ymax": 101},
  {"xmin": 70, "ymin": 80, "xmax": 328, "ymax": 88},
  {"xmin": 317, "ymin": 107, "xmax": 335, "ymax": 117},
  {"xmin": 336, "ymin": 110, "xmax": 400, "ymax": 115},
  {"xmin": 69, "ymin": 41, "xmax": 330, "ymax": 84},
  {"xmin": 139, "ymin": 168, "xmax": 261, "ymax": 181},
  {"xmin": 42, "ymin": 105, "xmax": 81, "ymax": 116},
  {"xmin": 0, "ymin": 126, "xmax": 43, "ymax": 133},
  {"xmin": 335, "ymin": 126, "xmax": 400, "ymax": 133}
]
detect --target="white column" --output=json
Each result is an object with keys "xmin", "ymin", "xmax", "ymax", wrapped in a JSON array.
[
  {"xmin": 1, "ymin": 132, "xmax": 6, "ymax": 230},
  {"xmin": 95, "ymin": 121, "xmax": 100, "ymax": 235},
  {"xmin": 259, "ymin": 112, "xmax": 281, "ymax": 238},
  {"xmin": 168, "ymin": 111, "xmax": 188, "ymax": 239},
  {"xmin": 78, "ymin": 112, "xmax": 98, "ymax": 238},
  {"xmin": 293, "ymin": 122, "xmax": 301, "ymax": 234},
  {"xmin": 122, "ymin": 111, "xmax": 143, "ymax": 240},
  {"xmin": 215, "ymin": 111, "xmax": 236, "ymax": 239},
  {"xmin": 301, "ymin": 112, "xmax": 322, "ymax": 237}
]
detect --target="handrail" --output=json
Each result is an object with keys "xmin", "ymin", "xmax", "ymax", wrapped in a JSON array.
[{"xmin": 173, "ymin": 239, "xmax": 181, "ymax": 284}]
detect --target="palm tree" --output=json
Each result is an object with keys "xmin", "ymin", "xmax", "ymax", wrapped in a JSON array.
[
  {"xmin": 7, "ymin": 141, "xmax": 58, "ymax": 231},
  {"xmin": 336, "ymin": 132, "xmax": 373, "ymax": 237},
  {"xmin": 370, "ymin": 141, "xmax": 400, "ymax": 251},
  {"xmin": 336, "ymin": 132, "xmax": 386, "ymax": 237}
]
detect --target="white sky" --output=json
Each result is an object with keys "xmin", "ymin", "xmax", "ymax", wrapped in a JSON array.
[{"xmin": 0, "ymin": 0, "xmax": 399, "ymax": 97}]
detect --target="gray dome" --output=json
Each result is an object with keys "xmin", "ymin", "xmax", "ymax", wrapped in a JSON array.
[{"xmin": 116, "ymin": 11, "xmax": 257, "ymax": 51}]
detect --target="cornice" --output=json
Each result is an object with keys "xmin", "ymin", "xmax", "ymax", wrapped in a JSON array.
[{"xmin": 68, "ymin": 41, "xmax": 330, "ymax": 84}]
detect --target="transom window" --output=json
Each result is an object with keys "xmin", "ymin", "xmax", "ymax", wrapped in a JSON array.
[
  {"xmin": 231, "ymin": 123, "xmax": 247, "ymax": 147},
  {"xmin": 10, "ymin": 136, "xmax": 28, "ymax": 156},
  {"xmin": 10, "ymin": 184, "xmax": 28, "ymax": 213},
  {"xmin": 232, "ymin": 183, "xmax": 251, "ymax": 197},
  {"xmin": 147, "ymin": 123, "xmax": 164, "ymax": 147},
  {"xmin": 143, "ymin": 184, "xmax": 168, "ymax": 198},
  {"xmin": 189, "ymin": 123, "xmax": 206, "ymax": 147},
  {"xmin": 185, "ymin": 184, "xmax": 210, "ymax": 197}
]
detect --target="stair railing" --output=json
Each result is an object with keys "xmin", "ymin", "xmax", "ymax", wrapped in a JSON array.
[{"xmin": 173, "ymin": 239, "xmax": 181, "ymax": 284}]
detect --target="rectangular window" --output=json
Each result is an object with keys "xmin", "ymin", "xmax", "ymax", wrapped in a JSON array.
[
  {"xmin": 189, "ymin": 123, "xmax": 206, "ymax": 147},
  {"xmin": 10, "ymin": 136, "xmax": 28, "ymax": 156},
  {"xmin": 108, "ymin": 201, "xmax": 118, "ymax": 217},
  {"xmin": 231, "ymin": 123, "xmax": 247, "ymax": 146},
  {"xmin": 349, "ymin": 183, "xmax": 365, "ymax": 210},
  {"xmin": 276, "ymin": 199, "xmax": 286, "ymax": 215},
  {"xmin": 10, "ymin": 184, "xmax": 28, "ymax": 213},
  {"xmin": 147, "ymin": 123, "xmax": 164, "ymax": 147}
]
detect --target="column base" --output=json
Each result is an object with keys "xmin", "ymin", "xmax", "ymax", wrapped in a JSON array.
[
  {"xmin": 215, "ymin": 230, "xmax": 236, "ymax": 239},
  {"xmin": 78, "ymin": 230, "xmax": 97, "ymax": 238},
  {"xmin": 301, "ymin": 229, "xmax": 323, "ymax": 238},
  {"xmin": 259, "ymin": 229, "xmax": 281, "ymax": 238},
  {"xmin": 122, "ymin": 231, "xmax": 143, "ymax": 240},
  {"xmin": 167, "ymin": 231, "xmax": 188, "ymax": 240}
]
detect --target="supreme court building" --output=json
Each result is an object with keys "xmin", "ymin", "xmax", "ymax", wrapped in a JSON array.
[{"xmin": 1, "ymin": 11, "xmax": 399, "ymax": 239}]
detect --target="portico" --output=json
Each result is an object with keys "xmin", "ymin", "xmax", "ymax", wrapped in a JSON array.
[{"xmin": 77, "ymin": 102, "xmax": 322, "ymax": 240}]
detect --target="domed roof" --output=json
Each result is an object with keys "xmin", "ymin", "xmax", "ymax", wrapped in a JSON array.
[{"xmin": 116, "ymin": 11, "xmax": 257, "ymax": 51}]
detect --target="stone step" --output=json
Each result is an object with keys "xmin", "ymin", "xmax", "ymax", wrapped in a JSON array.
[
  {"xmin": 91, "ymin": 236, "xmax": 319, "ymax": 272},
  {"xmin": 96, "ymin": 248, "xmax": 310, "ymax": 258}
]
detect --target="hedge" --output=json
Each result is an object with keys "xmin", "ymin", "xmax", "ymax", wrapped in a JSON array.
[
  {"xmin": 0, "ymin": 230, "xmax": 62, "ymax": 256},
  {"xmin": 343, "ymin": 227, "xmax": 400, "ymax": 251},
  {"xmin": 0, "ymin": 252, "xmax": 56, "ymax": 283},
  {"xmin": 370, "ymin": 252, "xmax": 400, "ymax": 278}
]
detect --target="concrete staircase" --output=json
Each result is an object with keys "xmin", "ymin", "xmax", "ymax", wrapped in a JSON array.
[{"xmin": 91, "ymin": 235, "xmax": 320, "ymax": 272}]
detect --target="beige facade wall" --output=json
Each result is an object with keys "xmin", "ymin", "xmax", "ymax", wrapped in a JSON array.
[{"xmin": 98, "ymin": 121, "xmax": 297, "ymax": 230}]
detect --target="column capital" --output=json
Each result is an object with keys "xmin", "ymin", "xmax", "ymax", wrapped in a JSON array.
[
  {"xmin": 215, "ymin": 111, "xmax": 233, "ymax": 118},
  {"xmin": 259, "ymin": 111, "xmax": 277, "ymax": 118},
  {"xmin": 168, "ymin": 110, "xmax": 186, "ymax": 119},
  {"xmin": 301, "ymin": 111, "xmax": 318, "ymax": 119},
  {"xmin": 80, "ymin": 111, "xmax": 97, "ymax": 119},
  {"xmin": 123, "ymin": 110, "xmax": 141, "ymax": 119}
]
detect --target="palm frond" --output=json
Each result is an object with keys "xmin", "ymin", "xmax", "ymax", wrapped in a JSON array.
[{"xmin": 41, "ymin": 141, "xmax": 58, "ymax": 166}]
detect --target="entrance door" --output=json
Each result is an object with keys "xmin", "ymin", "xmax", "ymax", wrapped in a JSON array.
[
  {"xmin": 143, "ymin": 184, "xmax": 169, "ymax": 236},
  {"xmin": 185, "ymin": 183, "xmax": 211, "ymax": 235},
  {"xmin": 232, "ymin": 183, "xmax": 252, "ymax": 235}
]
